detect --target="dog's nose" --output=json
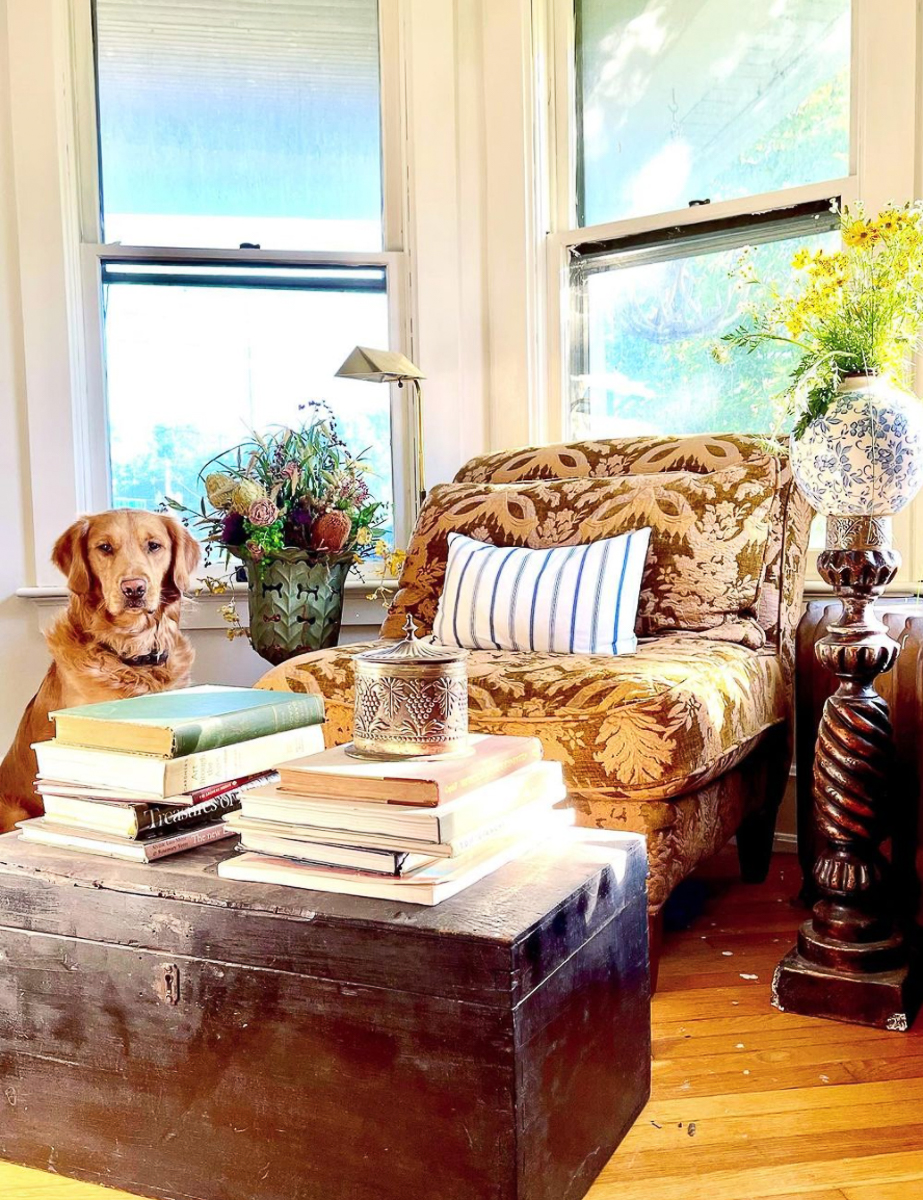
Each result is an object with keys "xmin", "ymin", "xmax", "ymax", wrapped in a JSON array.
[{"xmin": 120, "ymin": 578, "xmax": 148, "ymax": 602}]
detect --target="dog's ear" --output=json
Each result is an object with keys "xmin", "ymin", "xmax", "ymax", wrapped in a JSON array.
[
  {"xmin": 52, "ymin": 519, "xmax": 91, "ymax": 594},
  {"xmin": 164, "ymin": 518, "xmax": 201, "ymax": 600}
]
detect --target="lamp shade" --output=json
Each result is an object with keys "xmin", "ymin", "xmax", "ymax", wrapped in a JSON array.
[{"xmin": 335, "ymin": 346, "xmax": 425, "ymax": 384}]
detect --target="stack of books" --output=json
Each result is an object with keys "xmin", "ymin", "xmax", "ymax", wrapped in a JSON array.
[
  {"xmin": 217, "ymin": 734, "xmax": 569, "ymax": 905},
  {"xmin": 18, "ymin": 685, "xmax": 326, "ymax": 862}
]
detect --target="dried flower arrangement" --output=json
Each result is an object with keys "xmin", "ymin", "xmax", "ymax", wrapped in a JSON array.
[{"xmin": 167, "ymin": 404, "xmax": 397, "ymax": 647}]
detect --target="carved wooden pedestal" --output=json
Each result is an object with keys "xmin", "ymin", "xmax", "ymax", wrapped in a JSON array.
[{"xmin": 773, "ymin": 516, "xmax": 922, "ymax": 1030}]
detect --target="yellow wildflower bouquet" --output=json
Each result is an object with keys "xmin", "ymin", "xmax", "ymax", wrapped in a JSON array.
[{"xmin": 721, "ymin": 202, "xmax": 923, "ymax": 438}]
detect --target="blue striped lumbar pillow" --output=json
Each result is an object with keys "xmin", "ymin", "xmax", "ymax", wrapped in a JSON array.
[{"xmin": 432, "ymin": 528, "xmax": 651, "ymax": 656}]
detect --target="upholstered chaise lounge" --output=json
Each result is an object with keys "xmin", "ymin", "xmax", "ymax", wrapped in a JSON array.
[{"xmin": 258, "ymin": 434, "xmax": 813, "ymax": 968}]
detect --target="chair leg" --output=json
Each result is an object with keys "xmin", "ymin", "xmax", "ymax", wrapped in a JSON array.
[
  {"xmin": 648, "ymin": 910, "xmax": 663, "ymax": 994},
  {"xmin": 735, "ymin": 802, "xmax": 780, "ymax": 884},
  {"xmin": 736, "ymin": 726, "xmax": 790, "ymax": 884}
]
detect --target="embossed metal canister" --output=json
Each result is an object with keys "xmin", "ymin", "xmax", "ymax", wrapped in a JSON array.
[{"xmin": 351, "ymin": 615, "xmax": 469, "ymax": 758}]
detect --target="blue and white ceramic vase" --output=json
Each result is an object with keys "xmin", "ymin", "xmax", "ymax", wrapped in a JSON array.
[{"xmin": 790, "ymin": 373, "xmax": 923, "ymax": 516}]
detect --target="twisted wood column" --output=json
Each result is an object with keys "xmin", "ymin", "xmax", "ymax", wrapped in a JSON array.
[{"xmin": 772, "ymin": 516, "xmax": 921, "ymax": 1031}]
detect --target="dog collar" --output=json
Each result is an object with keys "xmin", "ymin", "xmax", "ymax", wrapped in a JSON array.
[{"xmin": 106, "ymin": 646, "xmax": 169, "ymax": 668}]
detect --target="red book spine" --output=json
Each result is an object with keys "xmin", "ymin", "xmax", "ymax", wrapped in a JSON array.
[{"xmin": 185, "ymin": 770, "xmax": 278, "ymax": 804}]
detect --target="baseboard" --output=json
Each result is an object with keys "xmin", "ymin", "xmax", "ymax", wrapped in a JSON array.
[{"xmin": 773, "ymin": 831, "xmax": 798, "ymax": 854}]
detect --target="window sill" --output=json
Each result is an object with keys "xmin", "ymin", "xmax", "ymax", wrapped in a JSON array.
[{"xmin": 16, "ymin": 581, "xmax": 391, "ymax": 632}]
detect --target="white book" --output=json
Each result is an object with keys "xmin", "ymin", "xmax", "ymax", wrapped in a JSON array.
[
  {"xmin": 217, "ymin": 808, "xmax": 573, "ymax": 905},
  {"xmin": 18, "ymin": 818, "xmax": 234, "ymax": 862},
  {"xmin": 239, "ymin": 760, "xmax": 565, "ymax": 845},
  {"xmin": 33, "ymin": 725, "xmax": 325, "ymax": 798},
  {"xmin": 233, "ymin": 833, "xmax": 438, "ymax": 876},
  {"xmin": 226, "ymin": 791, "xmax": 564, "ymax": 860}
]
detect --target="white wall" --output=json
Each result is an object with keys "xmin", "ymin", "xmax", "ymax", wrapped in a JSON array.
[{"xmin": 0, "ymin": 0, "xmax": 55, "ymax": 750}]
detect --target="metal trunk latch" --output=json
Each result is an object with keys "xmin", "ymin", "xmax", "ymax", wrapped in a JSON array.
[{"xmin": 155, "ymin": 962, "xmax": 181, "ymax": 1006}]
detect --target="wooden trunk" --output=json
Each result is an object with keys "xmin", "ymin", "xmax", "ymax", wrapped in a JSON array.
[{"xmin": 0, "ymin": 832, "xmax": 650, "ymax": 1200}]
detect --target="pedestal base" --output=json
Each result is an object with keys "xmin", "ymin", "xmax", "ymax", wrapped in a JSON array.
[{"xmin": 772, "ymin": 942, "xmax": 923, "ymax": 1031}]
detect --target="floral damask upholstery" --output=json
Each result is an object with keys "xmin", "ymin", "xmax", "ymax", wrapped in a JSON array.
[{"xmin": 257, "ymin": 433, "xmax": 813, "ymax": 919}]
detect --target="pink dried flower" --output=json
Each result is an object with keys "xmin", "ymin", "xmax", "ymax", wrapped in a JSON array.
[{"xmin": 248, "ymin": 498, "xmax": 279, "ymax": 527}]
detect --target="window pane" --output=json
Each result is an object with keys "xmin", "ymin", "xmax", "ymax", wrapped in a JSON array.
[
  {"xmin": 567, "ymin": 218, "xmax": 839, "ymax": 439},
  {"xmin": 104, "ymin": 266, "xmax": 393, "ymax": 542},
  {"xmin": 577, "ymin": 0, "xmax": 850, "ymax": 226},
  {"xmin": 94, "ymin": 0, "xmax": 382, "ymax": 250}
]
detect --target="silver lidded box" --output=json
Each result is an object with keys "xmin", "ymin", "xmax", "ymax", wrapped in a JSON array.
[{"xmin": 351, "ymin": 615, "xmax": 469, "ymax": 759}]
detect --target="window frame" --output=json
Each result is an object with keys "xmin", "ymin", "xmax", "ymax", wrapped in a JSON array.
[
  {"xmin": 21, "ymin": 0, "xmax": 416, "ymax": 586},
  {"xmin": 541, "ymin": 0, "xmax": 922, "ymax": 588}
]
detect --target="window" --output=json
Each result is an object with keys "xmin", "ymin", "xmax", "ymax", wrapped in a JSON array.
[
  {"xmin": 89, "ymin": 0, "xmax": 405, "ymax": 544},
  {"xmin": 561, "ymin": 0, "xmax": 852, "ymax": 440},
  {"xmin": 568, "ymin": 206, "xmax": 840, "ymax": 438},
  {"xmin": 103, "ymin": 264, "xmax": 392, "ymax": 530},
  {"xmin": 576, "ymin": 0, "xmax": 851, "ymax": 228},
  {"xmin": 94, "ymin": 0, "xmax": 383, "ymax": 251}
]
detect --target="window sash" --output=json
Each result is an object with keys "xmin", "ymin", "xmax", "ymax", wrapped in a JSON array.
[
  {"xmin": 569, "ymin": 201, "xmax": 840, "ymax": 276},
  {"xmin": 79, "ymin": 243, "xmax": 414, "ymax": 552},
  {"xmin": 566, "ymin": 204, "xmax": 841, "ymax": 442},
  {"xmin": 572, "ymin": 0, "xmax": 852, "ymax": 232},
  {"xmin": 79, "ymin": 0, "xmax": 404, "ymax": 251},
  {"xmin": 69, "ymin": 0, "xmax": 417, "ymax": 558},
  {"xmin": 99, "ymin": 261, "xmax": 389, "ymax": 293},
  {"xmin": 91, "ymin": 0, "xmax": 385, "ymax": 254}
]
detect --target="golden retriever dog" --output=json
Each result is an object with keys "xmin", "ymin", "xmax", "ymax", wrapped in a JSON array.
[{"xmin": 0, "ymin": 510, "xmax": 200, "ymax": 832}]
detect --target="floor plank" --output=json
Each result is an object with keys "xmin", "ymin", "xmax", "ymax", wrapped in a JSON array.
[
  {"xmin": 595, "ymin": 853, "xmax": 923, "ymax": 1199},
  {"xmin": 843, "ymin": 1184, "xmax": 923, "ymax": 1200},
  {"xmin": 590, "ymin": 1152, "xmax": 923, "ymax": 1200},
  {"xmin": 0, "ymin": 851, "xmax": 921, "ymax": 1200}
]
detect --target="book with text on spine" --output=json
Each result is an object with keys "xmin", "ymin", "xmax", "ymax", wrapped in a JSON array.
[
  {"xmin": 50, "ymin": 685, "xmax": 325, "ymax": 758},
  {"xmin": 34, "ymin": 724, "xmax": 325, "ymax": 798},
  {"xmin": 233, "ymin": 835, "xmax": 438, "ymax": 877},
  {"xmin": 217, "ymin": 808, "xmax": 573, "ymax": 905},
  {"xmin": 17, "ymin": 818, "xmax": 234, "ymax": 862},
  {"xmin": 34, "ymin": 773, "xmax": 278, "ymax": 807},
  {"xmin": 229, "ymin": 788, "xmax": 565, "ymax": 862},
  {"xmin": 42, "ymin": 771, "xmax": 277, "ymax": 840}
]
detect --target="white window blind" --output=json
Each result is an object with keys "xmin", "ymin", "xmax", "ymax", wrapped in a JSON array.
[{"xmin": 95, "ymin": 0, "xmax": 383, "ymax": 250}]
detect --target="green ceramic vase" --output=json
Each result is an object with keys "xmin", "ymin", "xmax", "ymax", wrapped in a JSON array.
[{"xmin": 245, "ymin": 556, "xmax": 350, "ymax": 666}]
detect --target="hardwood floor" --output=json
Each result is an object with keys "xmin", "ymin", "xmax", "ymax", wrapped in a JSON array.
[{"xmin": 1, "ymin": 851, "xmax": 921, "ymax": 1200}]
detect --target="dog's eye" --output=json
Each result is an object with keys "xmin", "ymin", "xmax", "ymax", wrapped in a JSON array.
[
  {"xmin": 147, "ymin": 541, "xmax": 163, "ymax": 553},
  {"xmin": 97, "ymin": 543, "xmax": 113, "ymax": 555}
]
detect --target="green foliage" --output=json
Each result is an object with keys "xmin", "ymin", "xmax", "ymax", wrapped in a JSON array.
[{"xmin": 721, "ymin": 203, "xmax": 923, "ymax": 438}]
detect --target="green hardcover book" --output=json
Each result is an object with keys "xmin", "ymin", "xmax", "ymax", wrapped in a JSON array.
[{"xmin": 50, "ymin": 685, "xmax": 325, "ymax": 759}]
